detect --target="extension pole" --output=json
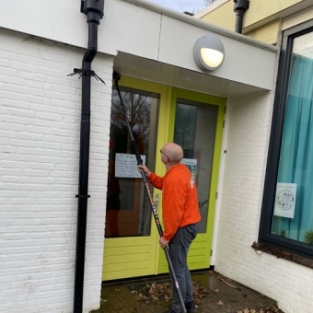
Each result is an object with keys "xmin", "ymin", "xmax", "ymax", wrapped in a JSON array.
[{"xmin": 113, "ymin": 72, "xmax": 187, "ymax": 313}]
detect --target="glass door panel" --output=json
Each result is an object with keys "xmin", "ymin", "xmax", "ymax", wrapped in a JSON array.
[
  {"xmin": 102, "ymin": 77, "xmax": 169, "ymax": 281},
  {"xmin": 174, "ymin": 100, "xmax": 218, "ymax": 233},
  {"xmin": 105, "ymin": 87, "xmax": 160, "ymax": 237}
]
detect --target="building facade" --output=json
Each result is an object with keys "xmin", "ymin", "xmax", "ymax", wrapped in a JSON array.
[{"xmin": 1, "ymin": 0, "xmax": 311, "ymax": 313}]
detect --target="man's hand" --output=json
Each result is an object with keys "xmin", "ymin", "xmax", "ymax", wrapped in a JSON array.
[
  {"xmin": 138, "ymin": 164, "xmax": 151, "ymax": 177},
  {"xmin": 159, "ymin": 236, "xmax": 169, "ymax": 249}
]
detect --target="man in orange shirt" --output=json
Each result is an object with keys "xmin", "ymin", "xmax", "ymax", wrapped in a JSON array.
[{"xmin": 139, "ymin": 142, "xmax": 201, "ymax": 313}]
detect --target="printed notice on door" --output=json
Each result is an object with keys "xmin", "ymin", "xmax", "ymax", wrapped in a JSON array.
[
  {"xmin": 181, "ymin": 158, "xmax": 197, "ymax": 182},
  {"xmin": 273, "ymin": 183, "xmax": 297, "ymax": 218},
  {"xmin": 115, "ymin": 153, "xmax": 146, "ymax": 178}
]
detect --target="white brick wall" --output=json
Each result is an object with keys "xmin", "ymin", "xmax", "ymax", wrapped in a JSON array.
[
  {"xmin": 0, "ymin": 28, "xmax": 113, "ymax": 313},
  {"xmin": 215, "ymin": 91, "xmax": 313, "ymax": 313}
]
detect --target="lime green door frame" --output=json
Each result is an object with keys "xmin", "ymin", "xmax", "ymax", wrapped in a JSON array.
[
  {"xmin": 157, "ymin": 88, "xmax": 225, "ymax": 273},
  {"xmin": 103, "ymin": 77, "xmax": 225, "ymax": 280}
]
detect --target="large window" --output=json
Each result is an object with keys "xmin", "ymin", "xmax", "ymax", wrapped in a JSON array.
[{"xmin": 259, "ymin": 20, "xmax": 313, "ymax": 259}]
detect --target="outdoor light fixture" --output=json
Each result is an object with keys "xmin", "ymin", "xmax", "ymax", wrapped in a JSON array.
[{"xmin": 193, "ymin": 34, "xmax": 225, "ymax": 72}]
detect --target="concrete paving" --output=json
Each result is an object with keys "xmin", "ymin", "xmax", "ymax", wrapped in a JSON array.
[{"xmin": 91, "ymin": 270, "xmax": 280, "ymax": 313}]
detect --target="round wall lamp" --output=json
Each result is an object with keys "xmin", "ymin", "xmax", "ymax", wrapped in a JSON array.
[{"xmin": 193, "ymin": 34, "xmax": 225, "ymax": 72}]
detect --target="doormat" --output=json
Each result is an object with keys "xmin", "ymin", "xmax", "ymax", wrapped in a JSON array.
[{"xmin": 126, "ymin": 279, "xmax": 208, "ymax": 304}]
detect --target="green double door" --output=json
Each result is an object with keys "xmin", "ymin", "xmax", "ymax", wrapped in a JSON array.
[{"xmin": 102, "ymin": 76, "xmax": 225, "ymax": 281}]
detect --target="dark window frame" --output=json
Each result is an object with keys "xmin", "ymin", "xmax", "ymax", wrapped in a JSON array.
[{"xmin": 259, "ymin": 19, "xmax": 313, "ymax": 260}]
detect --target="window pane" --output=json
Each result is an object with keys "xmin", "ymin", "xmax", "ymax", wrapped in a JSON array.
[
  {"xmin": 271, "ymin": 31, "xmax": 313, "ymax": 246},
  {"xmin": 105, "ymin": 87, "xmax": 159, "ymax": 238}
]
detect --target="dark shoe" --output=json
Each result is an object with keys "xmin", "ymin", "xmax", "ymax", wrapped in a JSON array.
[
  {"xmin": 185, "ymin": 301, "xmax": 196, "ymax": 313},
  {"xmin": 165, "ymin": 303, "xmax": 196, "ymax": 313}
]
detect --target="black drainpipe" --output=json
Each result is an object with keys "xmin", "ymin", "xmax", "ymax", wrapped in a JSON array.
[
  {"xmin": 74, "ymin": 1, "xmax": 104, "ymax": 313},
  {"xmin": 233, "ymin": 0, "xmax": 250, "ymax": 33}
]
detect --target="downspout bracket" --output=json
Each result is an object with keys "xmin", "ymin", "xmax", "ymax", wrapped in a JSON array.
[
  {"xmin": 67, "ymin": 68, "xmax": 106, "ymax": 84},
  {"xmin": 75, "ymin": 194, "xmax": 91, "ymax": 198}
]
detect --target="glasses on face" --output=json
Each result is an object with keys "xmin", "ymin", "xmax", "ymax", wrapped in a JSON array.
[{"xmin": 160, "ymin": 149, "xmax": 170, "ymax": 160}]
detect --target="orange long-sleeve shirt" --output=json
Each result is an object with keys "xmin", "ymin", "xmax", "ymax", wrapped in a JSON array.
[{"xmin": 149, "ymin": 163, "xmax": 201, "ymax": 242}]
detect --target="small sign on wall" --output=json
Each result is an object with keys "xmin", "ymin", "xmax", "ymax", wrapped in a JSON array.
[
  {"xmin": 115, "ymin": 153, "xmax": 146, "ymax": 178},
  {"xmin": 273, "ymin": 182, "xmax": 297, "ymax": 218},
  {"xmin": 181, "ymin": 158, "xmax": 198, "ymax": 182}
]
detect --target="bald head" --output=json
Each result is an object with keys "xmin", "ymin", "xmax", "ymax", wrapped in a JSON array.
[{"xmin": 162, "ymin": 143, "xmax": 183, "ymax": 163}]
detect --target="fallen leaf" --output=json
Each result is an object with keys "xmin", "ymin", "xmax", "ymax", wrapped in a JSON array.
[{"xmin": 217, "ymin": 300, "xmax": 224, "ymax": 306}]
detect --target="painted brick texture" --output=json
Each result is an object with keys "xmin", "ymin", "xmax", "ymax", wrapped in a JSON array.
[
  {"xmin": 0, "ymin": 28, "xmax": 112, "ymax": 313},
  {"xmin": 215, "ymin": 92, "xmax": 313, "ymax": 313}
]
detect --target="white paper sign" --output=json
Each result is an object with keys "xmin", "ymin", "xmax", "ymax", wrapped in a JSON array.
[
  {"xmin": 274, "ymin": 183, "xmax": 297, "ymax": 218},
  {"xmin": 115, "ymin": 153, "xmax": 146, "ymax": 178}
]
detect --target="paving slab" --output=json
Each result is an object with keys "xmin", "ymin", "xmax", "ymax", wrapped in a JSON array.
[{"xmin": 91, "ymin": 270, "xmax": 280, "ymax": 313}]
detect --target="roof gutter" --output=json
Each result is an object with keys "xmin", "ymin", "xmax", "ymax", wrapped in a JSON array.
[{"xmin": 74, "ymin": 1, "xmax": 104, "ymax": 312}]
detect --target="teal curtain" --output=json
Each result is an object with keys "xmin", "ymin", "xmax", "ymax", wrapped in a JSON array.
[{"xmin": 272, "ymin": 54, "xmax": 313, "ymax": 242}]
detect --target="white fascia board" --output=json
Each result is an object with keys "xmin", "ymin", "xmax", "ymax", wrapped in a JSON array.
[
  {"xmin": 158, "ymin": 16, "xmax": 276, "ymax": 90},
  {"xmin": 0, "ymin": 0, "xmax": 88, "ymax": 50},
  {"xmin": 0, "ymin": 0, "xmax": 277, "ymax": 54},
  {"xmin": 122, "ymin": 0, "xmax": 278, "ymax": 53},
  {"xmin": 0, "ymin": 0, "xmax": 162, "ymax": 58},
  {"xmin": 0, "ymin": 0, "xmax": 278, "ymax": 90},
  {"xmin": 98, "ymin": 0, "xmax": 161, "ymax": 59},
  {"xmin": 111, "ymin": 0, "xmax": 277, "ymax": 90}
]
